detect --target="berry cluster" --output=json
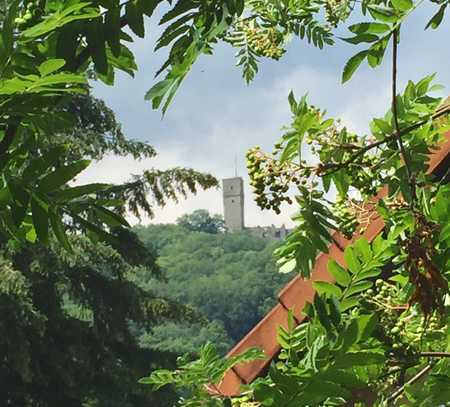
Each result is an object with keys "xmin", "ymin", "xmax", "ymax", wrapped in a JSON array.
[
  {"xmin": 246, "ymin": 146, "xmax": 311, "ymax": 213},
  {"xmin": 241, "ymin": 21, "xmax": 285, "ymax": 60},
  {"xmin": 333, "ymin": 198, "xmax": 358, "ymax": 239},
  {"xmin": 14, "ymin": 0, "xmax": 43, "ymax": 26},
  {"xmin": 362, "ymin": 279, "xmax": 445, "ymax": 352},
  {"xmin": 324, "ymin": 0, "xmax": 351, "ymax": 27}
]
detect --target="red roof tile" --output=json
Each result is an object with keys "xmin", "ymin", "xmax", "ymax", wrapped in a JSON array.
[{"xmin": 217, "ymin": 130, "xmax": 450, "ymax": 396}]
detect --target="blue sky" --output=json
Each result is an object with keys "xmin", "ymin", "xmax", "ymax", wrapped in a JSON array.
[{"xmin": 78, "ymin": 4, "xmax": 450, "ymax": 226}]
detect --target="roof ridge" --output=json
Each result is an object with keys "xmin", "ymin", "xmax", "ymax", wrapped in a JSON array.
[{"xmin": 217, "ymin": 130, "xmax": 450, "ymax": 396}]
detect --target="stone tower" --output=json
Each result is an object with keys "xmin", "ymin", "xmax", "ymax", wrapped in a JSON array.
[{"xmin": 222, "ymin": 177, "xmax": 245, "ymax": 232}]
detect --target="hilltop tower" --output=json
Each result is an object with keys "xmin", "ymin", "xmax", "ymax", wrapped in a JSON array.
[{"xmin": 222, "ymin": 177, "xmax": 245, "ymax": 232}]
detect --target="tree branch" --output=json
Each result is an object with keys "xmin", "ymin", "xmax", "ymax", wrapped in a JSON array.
[
  {"xmin": 320, "ymin": 103, "xmax": 450, "ymax": 176},
  {"xmin": 420, "ymin": 351, "xmax": 450, "ymax": 358},
  {"xmin": 386, "ymin": 363, "xmax": 435, "ymax": 403},
  {"xmin": 392, "ymin": 27, "xmax": 416, "ymax": 206}
]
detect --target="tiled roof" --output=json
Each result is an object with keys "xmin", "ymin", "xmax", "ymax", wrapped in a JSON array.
[{"xmin": 217, "ymin": 130, "xmax": 450, "ymax": 396}]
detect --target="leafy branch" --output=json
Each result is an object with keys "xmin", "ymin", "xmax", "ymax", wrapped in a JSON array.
[
  {"xmin": 391, "ymin": 26, "xmax": 416, "ymax": 207},
  {"xmin": 386, "ymin": 362, "xmax": 435, "ymax": 403},
  {"xmin": 319, "ymin": 102, "xmax": 450, "ymax": 176}
]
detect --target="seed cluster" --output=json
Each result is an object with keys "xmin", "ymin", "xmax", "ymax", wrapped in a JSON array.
[
  {"xmin": 325, "ymin": 0, "xmax": 351, "ymax": 27},
  {"xmin": 333, "ymin": 198, "xmax": 358, "ymax": 239},
  {"xmin": 362, "ymin": 279, "xmax": 445, "ymax": 352},
  {"xmin": 14, "ymin": 0, "xmax": 43, "ymax": 26},
  {"xmin": 241, "ymin": 22, "xmax": 285, "ymax": 60},
  {"xmin": 246, "ymin": 147, "xmax": 307, "ymax": 214}
]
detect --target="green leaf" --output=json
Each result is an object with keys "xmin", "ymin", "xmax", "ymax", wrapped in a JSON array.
[
  {"xmin": 222, "ymin": 347, "xmax": 265, "ymax": 377},
  {"xmin": 144, "ymin": 79, "xmax": 173, "ymax": 101},
  {"xmin": 313, "ymin": 281, "xmax": 342, "ymax": 298},
  {"xmin": 104, "ymin": 6, "xmax": 121, "ymax": 57},
  {"xmin": 354, "ymin": 238, "xmax": 372, "ymax": 262},
  {"xmin": 155, "ymin": 25, "xmax": 189, "ymax": 51},
  {"xmin": 55, "ymin": 183, "xmax": 110, "ymax": 201},
  {"xmin": 356, "ymin": 314, "xmax": 378, "ymax": 341},
  {"xmin": 340, "ymin": 319, "xmax": 358, "ymax": 352},
  {"xmin": 328, "ymin": 260, "xmax": 351, "ymax": 286},
  {"xmin": 0, "ymin": 188, "xmax": 11, "ymax": 207},
  {"xmin": 367, "ymin": 35, "xmax": 391, "ymax": 67},
  {"xmin": 373, "ymin": 118, "xmax": 392, "ymax": 134},
  {"xmin": 86, "ymin": 19, "xmax": 108, "ymax": 75},
  {"xmin": 340, "ymin": 297, "xmax": 359, "ymax": 311},
  {"xmin": 344, "ymin": 246, "xmax": 360, "ymax": 274},
  {"xmin": 126, "ymin": 1, "xmax": 145, "ymax": 38},
  {"xmin": 288, "ymin": 90, "xmax": 297, "ymax": 113},
  {"xmin": 22, "ymin": 146, "xmax": 66, "ymax": 181},
  {"xmin": 138, "ymin": 0, "xmax": 159, "ymax": 16},
  {"xmin": 344, "ymin": 281, "xmax": 373, "ymax": 298},
  {"xmin": 279, "ymin": 258, "xmax": 296, "ymax": 274},
  {"xmin": 39, "ymin": 160, "xmax": 90, "ymax": 193},
  {"xmin": 31, "ymin": 197, "xmax": 49, "ymax": 244},
  {"xmin": 426, "ymin": 4, "xmax": 447, "ymax": 30},
  {"xmin": 348, "ymin": 22, "xmax": 391, "ymax": 34},
  {"xmin": 49, "ymin": 209, "xmax": 72, "ymax": 252},
  {"xmin": 341, "ymin": 34, "xmax": 379, "ymax": 44},
  {"xmin": 38, "ymin": 59, "xmax": 66, "ymax": 76},
  {"xmin": 416, "ymin": 74, "xmax": 436, "ymax": 97},
  {"xmin": 159, "ymin": 0, "xmax": 196, "ymax": 25},
  {"xmin": 354, "ymin": 269, "xmax": 381, "ymax": 282},
  {"xmin": 94, "ymin": 206, "xmax": 130, "ymax": 228},
  {"xmin": 336, "ymin": 351, "xmax": 385, "ymax": 368},
  {"xmin": 392, "ymin": 0, "xmax": 413, "ymax": 12},
  {"xmin": 1, "ymin": 0, "xmax": 19, "ymax": 56},
  {"xmin": 327, "ymin": 296, "xmax": 341, "ymax": 328},
  {"xmin": 314, "ymin": 295, "xmax": 333, "ymax": 332},
  {"xmin": 73, "ymin": 214, "xmax": 118, "ymax": 244},
  {"xmin": 342, "ymin": 50, "xmax": 368, "ymax": 83},
  {"xmin": 23, "ymin": 3, "xmax": 99, "ymax": 38},
  {"xmin": 368, "ymin": 5, "xmax": 398, "ymax": 22},
  {"xmin": 0, "ymin": 211, "xmax": 24, "ymax": 242}
]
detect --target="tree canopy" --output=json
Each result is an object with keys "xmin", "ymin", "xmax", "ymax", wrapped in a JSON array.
[
  {"xmin": 135, "ymin": 222, "xmax": 290, "ymax": 345},
  {"xmin": 177, "ymin": 210, "xmax": 226, "ymax": 234}
]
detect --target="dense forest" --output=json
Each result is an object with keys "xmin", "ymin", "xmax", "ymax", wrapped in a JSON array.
[{"xmin": 134, "ymin": 210, "xmax": 290, "ymax": 354}]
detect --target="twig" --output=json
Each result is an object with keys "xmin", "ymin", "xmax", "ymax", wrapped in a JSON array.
[
  {"xmin": 419, "ymin": 352, "xmax": 450, "ymax": 358},
  {"xmin": 392, "ymin": 27, "xmax": 416, "ymax": 207},
  {"xmin": 386, "ymin": 363, "xmax": 434, "ymax": 403},
  {"xmin": 320, "ymin": 104, "xmax": 450, "ymax": 176}
]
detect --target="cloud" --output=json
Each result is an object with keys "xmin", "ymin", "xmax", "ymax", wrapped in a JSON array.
[{"xmin": 89, "ymin": 7, "xmax": 450, "ymax": 227}]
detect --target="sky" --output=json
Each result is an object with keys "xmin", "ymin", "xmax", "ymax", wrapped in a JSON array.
[{"xmin": 77, "ymin": 5, "xmax": 450, "ymax": 227}]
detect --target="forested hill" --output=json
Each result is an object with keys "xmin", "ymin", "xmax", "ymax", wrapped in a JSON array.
[{"xmin": 134, "ymin": 212, "xmax": 290, "ymax": 354}]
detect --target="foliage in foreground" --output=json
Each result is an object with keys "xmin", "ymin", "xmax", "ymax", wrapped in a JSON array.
[
  {"xmin": 0, "ymin": 231, "xmax": 192, "ymax": 406},
  {"xmin": 142, "ymin": 0, "xmax": 450, "ymax": 402},
  {"xmin": 0, "ymin": 1, "xmax": 219, "ymax": 250}
]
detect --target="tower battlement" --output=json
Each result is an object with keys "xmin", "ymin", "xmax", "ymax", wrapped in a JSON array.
[
  {"xmin": 222, "ymin": 177, "xmax": 245, "ymax": 232},
  {"xmin": 222, "ymin": 176, "xmax": 290, "ymax": 239}
]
